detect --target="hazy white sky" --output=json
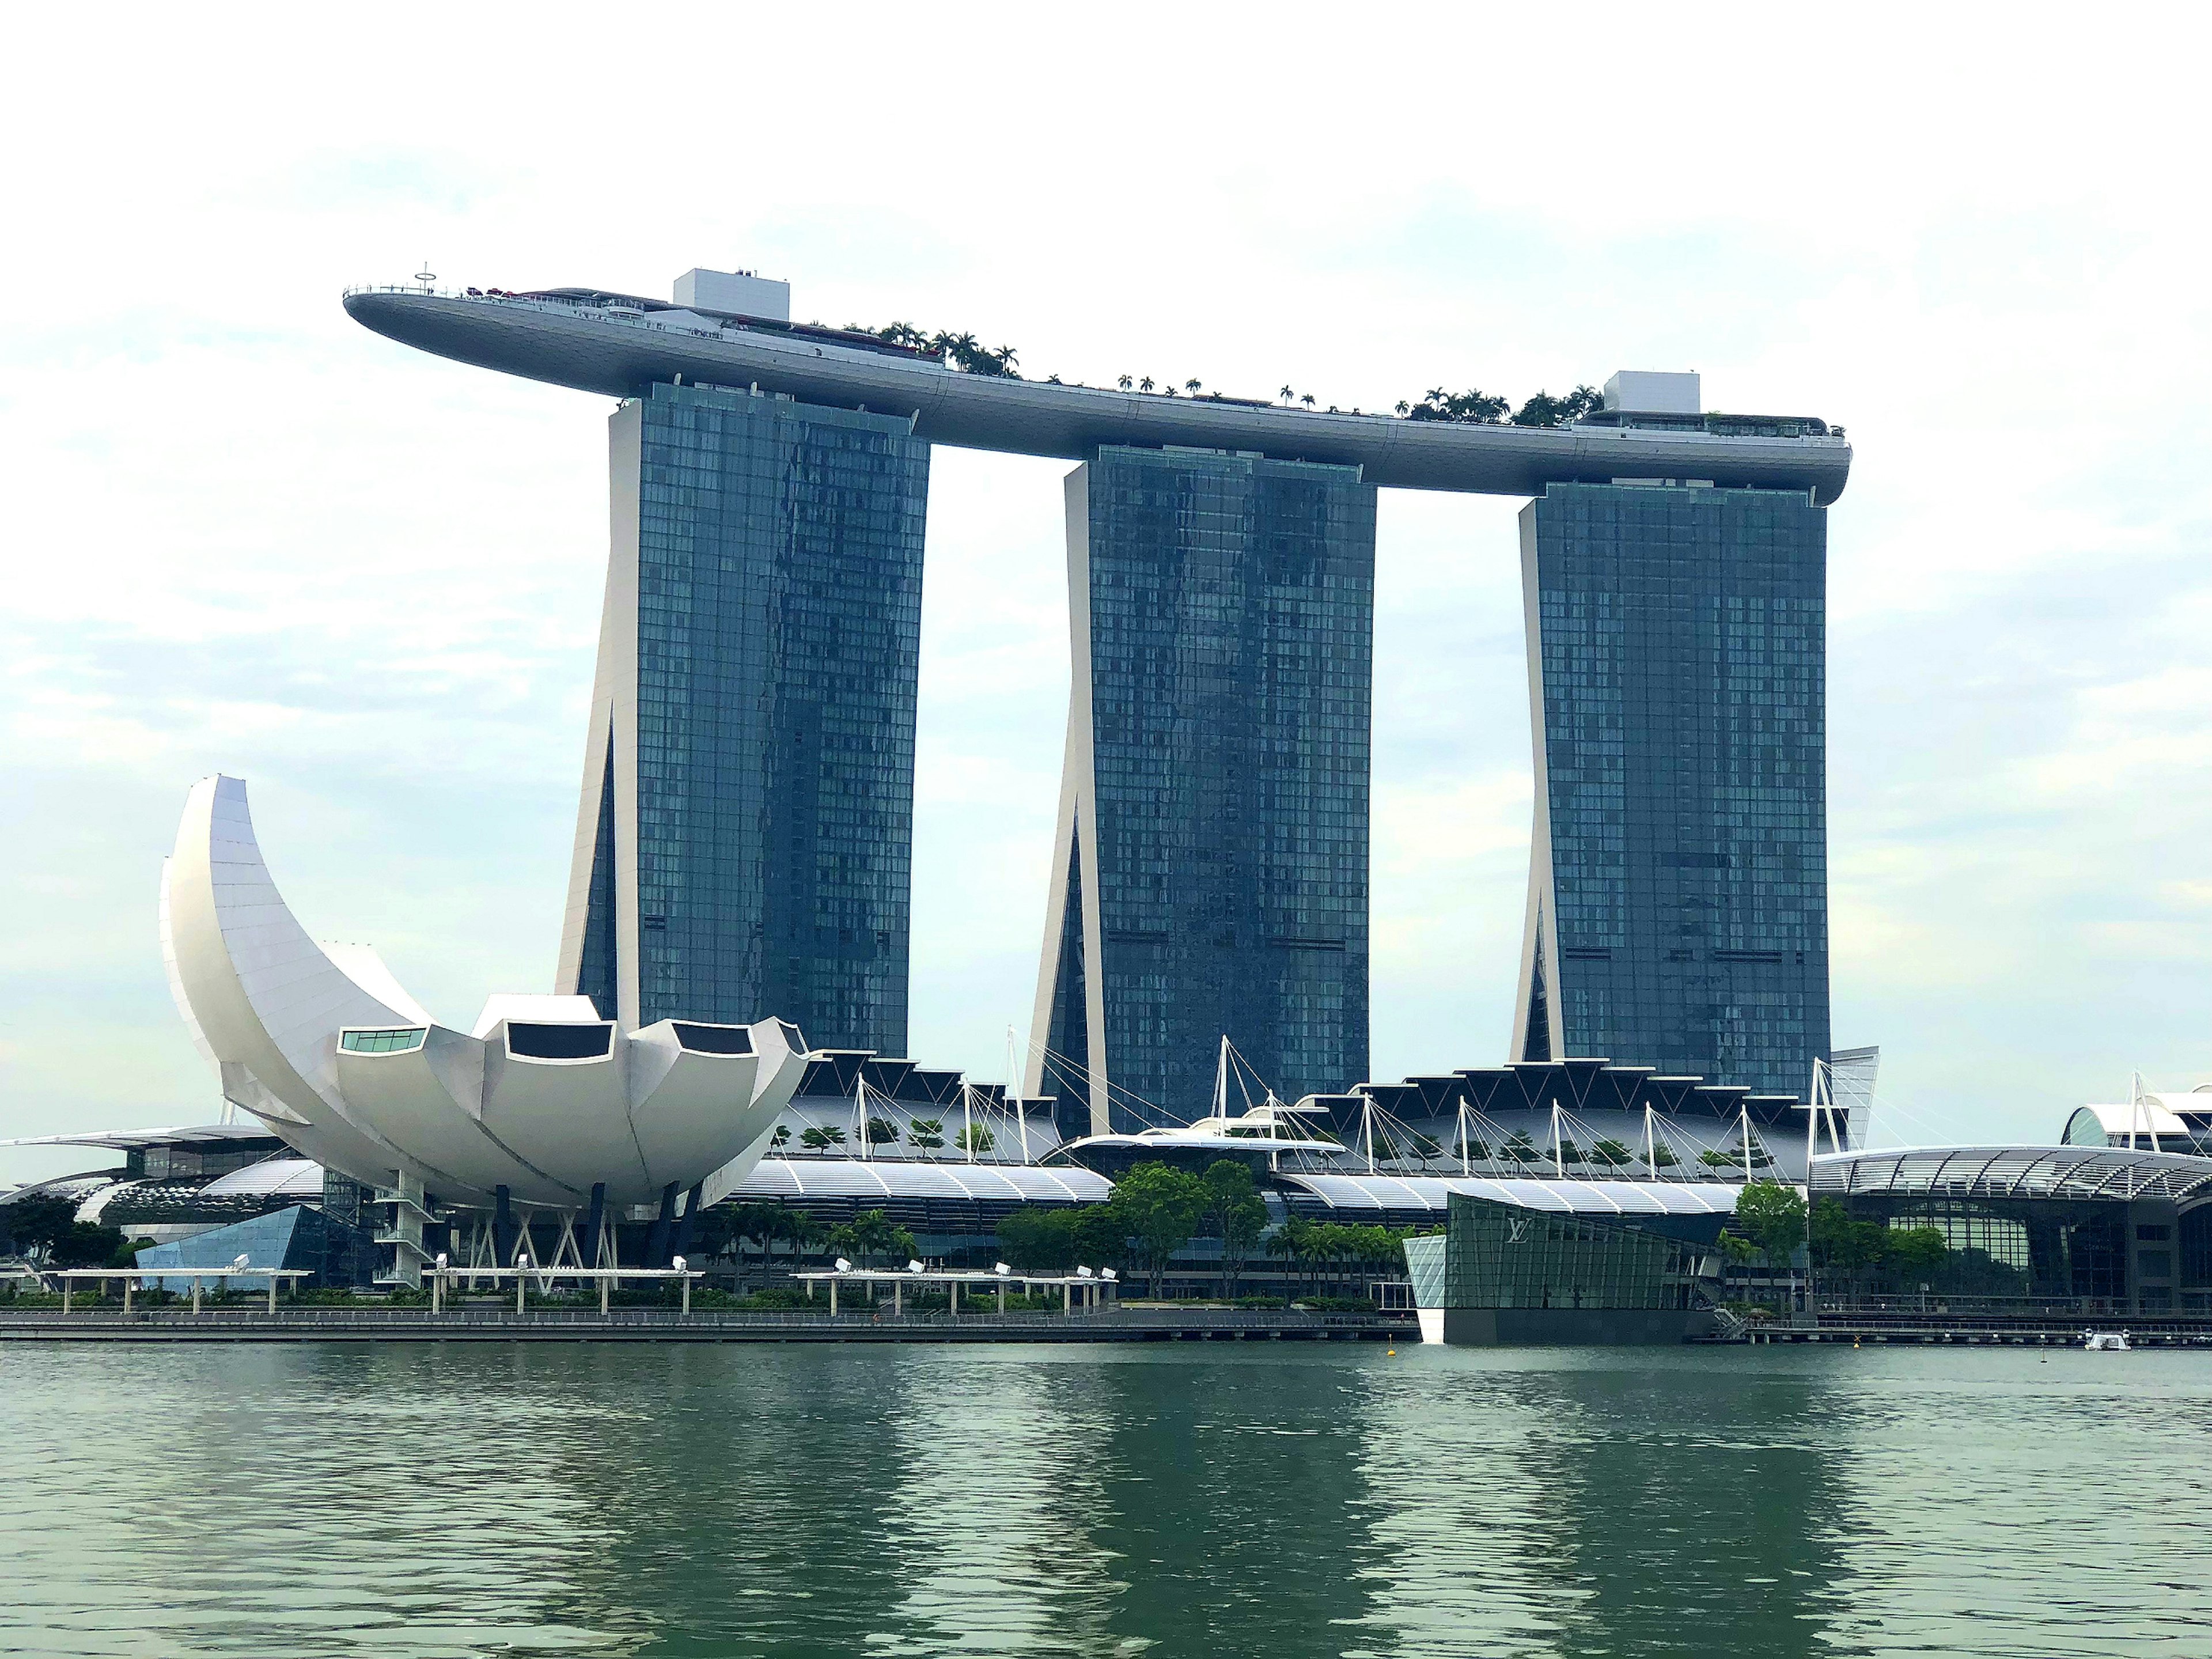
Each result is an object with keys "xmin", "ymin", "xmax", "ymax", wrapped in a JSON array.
[{"xmin": 3, "ymin": 5, "xmax": 2207, "ymax": 1184}]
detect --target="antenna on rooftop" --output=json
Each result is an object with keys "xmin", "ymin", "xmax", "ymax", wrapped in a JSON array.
[{"xmin": 414, "ymin": 262, "xmax": 435, "ymax": 291}]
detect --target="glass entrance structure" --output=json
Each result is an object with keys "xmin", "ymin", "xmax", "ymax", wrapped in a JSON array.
[
  {"xmin": 1512, "ymin": 482, "xmax": 1829, "ymax": 1096},
  {"xmin": 556, "ymin": 384, "xmax": 929, "ymax": 1047},
  {"xmin": 1028, "ymin": 448, "xmax": 1376, "ymax": 1131}
]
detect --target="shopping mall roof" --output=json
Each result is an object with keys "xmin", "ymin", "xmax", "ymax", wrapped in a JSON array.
[
  {"xmin": 198, "ymin": 1158, "xmax": 325, "ymax": 1200},
  {"xmin": 0, "ymin": 1124, "xmax": 283, "ymax": 1153},
  {"xmin": 733, "ymin": 1158, "xmax": 1111, "ymax": 1205},
  {"xmin": 1280, "ymin": 1173, "xmax": 1744, "ymax": 1216},
  {"xmin": 1811, "ymin": 1146, "xmax": 2212, "ymax": 1205}
]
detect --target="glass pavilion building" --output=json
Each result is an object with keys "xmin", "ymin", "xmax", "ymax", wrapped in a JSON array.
[
  {"xmin": 1027, "ymin": 447, "xmax": 1376, "ymax": 1131},
  {"xmin": 555, "ymin": 381, "xmax": 929, "ymax": 1048},
  {"xmin": 1512, "ymin": 479, "xmax": 1830, "ymax": 1097}
]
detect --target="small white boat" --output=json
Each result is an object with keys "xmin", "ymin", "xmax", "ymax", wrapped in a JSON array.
[{"xmin": 2084, "ymin": 1330, "xmax": 2132, "ymax": 1351}]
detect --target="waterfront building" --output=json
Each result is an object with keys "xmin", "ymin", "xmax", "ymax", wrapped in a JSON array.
[
  {"xmin": 1028, "ymin": 448, "xmax": 1376, "ymax": 1131},
  {"xmin": 162, "ymin": 774, "xmax": 810, "ymax": 1283},
  {"xmin": 556, "ymin": 382, "xmax": 929, "ymax": 1048},
  {"xmin": 1513, "ymin": 375, "xmax": 1831, "ymax": 1095},
  {"xmin": 1402, "ymin": 1185, "xmax": 1736, "ymax": 1345},
  {"xmin": 342, "ymin": 278, "xmax": 1855, "ymax": 1119},
  {"xmin": 1813, "ymin": 1145, "xmax": 2212, "ymax": 1316}
]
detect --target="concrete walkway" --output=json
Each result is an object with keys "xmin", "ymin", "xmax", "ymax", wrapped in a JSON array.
[{"xmin": 0, "ymin": 1306, "xmax": 1412, "ymax": 1344}]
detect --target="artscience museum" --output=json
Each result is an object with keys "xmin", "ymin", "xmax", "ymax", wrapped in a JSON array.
[{"xmin": 163, "ymin": 773, "xmax": 810, "ymax": 1284}]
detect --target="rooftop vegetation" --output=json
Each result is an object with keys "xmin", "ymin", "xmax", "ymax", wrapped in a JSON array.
[
  {"xmin": 840, "ymin": 327, "xmax": 1616, "ymax": 429},
  {"xmin": 1397, "ymin": 385, "xmax": 1607, "ymax": 427},
  {"xmin": 847, "ymin": 321, "xmax": 1021, "ymax": 377}
]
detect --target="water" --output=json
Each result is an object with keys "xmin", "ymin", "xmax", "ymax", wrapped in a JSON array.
[{"xmin": 3, "ymin": 1342, "xmax": 2208, "ymax": 1657}]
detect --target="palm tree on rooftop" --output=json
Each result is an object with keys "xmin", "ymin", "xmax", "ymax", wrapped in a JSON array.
[
  {"xmin": 1139, "ymin": 376, "xmax": 1154, "ymax": 392},
  {"xmin": 1185, "ymin": 378, "xmax": 1202, "ymax": 394},
  {"xmin": 1118, "ymin": 373, "xmax": 1133, "ymax": 390},
  {"xmin": 1300, "ymin": 392, "xmax": 1315, "ymax": 408},
  {"xmin": 1280, "ymin": 384, "xmax": 1294, "ymax": 402}
]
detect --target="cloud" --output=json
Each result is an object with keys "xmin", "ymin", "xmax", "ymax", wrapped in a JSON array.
[{"xmin": 3, "ymin": 6, "xmax": 2210, "ymax": 1173}]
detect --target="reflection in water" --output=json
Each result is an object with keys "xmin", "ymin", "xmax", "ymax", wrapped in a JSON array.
[{"xmin": 7, "ymin": 1343, "xmax": 2212, "ymax": 1656}]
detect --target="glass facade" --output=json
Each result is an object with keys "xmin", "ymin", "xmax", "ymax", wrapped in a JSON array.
[
  {"xmin": 1518, "ymin": 483, "xmax": 1828, "ymax": 1096},
  {"xmin": 1442, "ymin": 1194, "xmax": 1709, "ymax": 1312},
  {"xmin": 1833, "ymin": 1195, "xmax": 2133, "ymax": 1306},
  {"xmin": 577, "ymin": 384, "xmax": 929, "ymax": 1048},
  {"xmin": 1039, "ymin": 447, "xmax": 1374, "ymax": 1128}
]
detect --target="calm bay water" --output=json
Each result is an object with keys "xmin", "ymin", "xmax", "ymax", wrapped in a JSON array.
[{"xmin": 3, "ymin": 1341, "xmax": 2207, "ymax": 1657}]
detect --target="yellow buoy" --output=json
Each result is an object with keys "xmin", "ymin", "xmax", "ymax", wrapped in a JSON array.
[{"xmin": 1387, "ymin": 1349, "xmax": 1396, "ymax": 1356}]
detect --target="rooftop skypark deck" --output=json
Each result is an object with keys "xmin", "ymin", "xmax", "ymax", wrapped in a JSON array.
[{"xmin": 342, "ymin": 284, "xmax": 1853, "ymax": 504}]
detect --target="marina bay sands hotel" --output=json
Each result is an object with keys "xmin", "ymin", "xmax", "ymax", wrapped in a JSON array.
[{"xmin": 346, "ymin": 268, "xmax": 1850, "ymax": 1131}]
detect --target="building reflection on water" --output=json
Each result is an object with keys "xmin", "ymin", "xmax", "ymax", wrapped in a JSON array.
[{"xmin": 11, "ymin": 1343, "xmax": 2211, "ymax": 1657}]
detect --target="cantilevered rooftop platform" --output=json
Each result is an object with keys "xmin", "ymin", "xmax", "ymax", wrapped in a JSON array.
[{"xmin": 343, "ymin": 285, "xmax": 1853, "ymax": 503}]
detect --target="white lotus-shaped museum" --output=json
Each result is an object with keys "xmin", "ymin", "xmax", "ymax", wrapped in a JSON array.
[{"xmin": 162, "ymin": 775, "xmax": 808, "ymax": 1215}]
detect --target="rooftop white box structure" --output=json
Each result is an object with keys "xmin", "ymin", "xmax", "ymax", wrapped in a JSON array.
[
  {"xmin": 674, "ymin": 268, "xmax": 790, "ymax": 322},
  {"xmin": 1604, "ymin": 370, "xmax": 1701, "ymax": 415}
]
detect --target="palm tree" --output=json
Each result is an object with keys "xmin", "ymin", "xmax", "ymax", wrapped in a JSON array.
[
  {"xmin": 1139, "ymin": 376, "xmax": 1155, "ymax": 393},
  {"xmin": 1184, "ymin": 378, "xmax": 1202, "ymax": 394},
  {"xmin": 1118, "ymin": 373, "xmax": 1134, "ymax": 390},
  {"xmin": 1299, "ymin": 392, "xmax": 1315, "ymax": 408},
  {"xmin": 1279, "ymin": 384, "xmax": 1294, "ymax": 402}
]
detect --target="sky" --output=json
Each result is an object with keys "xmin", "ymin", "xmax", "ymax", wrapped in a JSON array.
[{"xmin": 3, "ymin": 4, "xmax": 2207, "ymax": 1185}]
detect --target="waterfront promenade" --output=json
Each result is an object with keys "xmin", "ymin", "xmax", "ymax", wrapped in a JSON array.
[{"xmin": 0, "ymin": 1305, "xmax": 1412, "ymax": 1344}]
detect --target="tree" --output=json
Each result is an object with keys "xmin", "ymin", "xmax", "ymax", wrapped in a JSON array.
[
  {"xmin": 769, "ymin": 1124, "xmax": 791, "ymax": 1150},
  {"xmin": 955, "ymin": 1123, "xmax": 995, "ymax": 1156},
  {"xmin": 783, "ymin": 1209, "xmax": 828, "ymax": 1264},
  {"xmin": 1734, "ymin": 1180, "xmax": 1808, "ymax": 1306},
  {"xmin": 1138, "ymin": 376, "xmax": 1155, "ymax": 393},
  {"xmin": 1184, "ymin": 378, "xmax": 1202, "ymax": 395},
  {"xmin": 800, "ymin": 1124, "xmax": 846, "ymax": 1152},
  {"xmin": 1280, "ymin": 384, "xmax": 1294, "ymax": 401},
  {"xmin": 1403, "ymin": 387, "xmax": 1510, "ymax": 424},
  {"xmin": 1202, "ymin": 1160, "xmax": 1269, "ymax": 1298},
  {"xmin": 1118, "ymin": 373, "xmax": 1134, "ymax": 390},
  {"xmin": 1108, "ymin": 1162, "xmax": 1209, "ymax": 1297},
  {"xmin": 864, "ymin": 1117, "xmax": 899, "ymax": 1149},
  {"xmin": 828, "ymin": 1208, "xmax": 904, "ymax": 1267},
  {"xmin": 2, "ymin": 1194, "xmax": 125, "ymax": 1268},
  {"xmin": 1267, "ymin": 1215, "xmax": 1315, "ymax": 1294},
  {"xmin": 1885, "ymin": 1225, "xmax": 1948, "ymax": 1280},
  {"xmin": 1590, "ymin": 1138, "xmax": 1637, "ymax": 1170},
  {"xmin": 907, "ymin": 1118, "xmax": 945, "ymax": 1151},
  {"xmin": 1300, "ymin": 392, "xmax": 1316, "ymax": 408},
  {"xmin": 998, "ymin": 1207, "xmax": 1075, "ymax": 1271},
  {"xmin": 1510, "ymin": 385, "xmax": 1605, "ymax": 428}
]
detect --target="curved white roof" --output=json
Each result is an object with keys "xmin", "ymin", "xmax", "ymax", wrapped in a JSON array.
[
  {"xmin": 199, "ymin": 1158, "xmax": 325, "ymax": 1199},
  {"xmin": 2067, "ymin": 1099, "xmax": 2210, "ymax": 1142},
  {"xmin": 0, "ymin": 1123, "xmax": 280, "ymax": 1153},
  {"xmin": 1281, "ymin": 1173, "xmax": 1743, "ymax": 1215},
  {"xmin": 1813, "ymin": 1146, "xmax": 2212, "ymax": 1203},
  {"xmin": 734, "ymin": 1158, "xmax": 1110, "ymax": 1205}
]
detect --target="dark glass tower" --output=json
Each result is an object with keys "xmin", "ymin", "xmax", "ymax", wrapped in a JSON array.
[
  {"xmin": 1512, "ymin": 482, "xmax": 1828, "ymax": 1097},
  {"xmin": 556, "ymin": 382, "xmax": 929, "ymax": 1048},
  {"xmin": 1028, "ymin": 447, "xmax": 1376, "ymax": 1132}
]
